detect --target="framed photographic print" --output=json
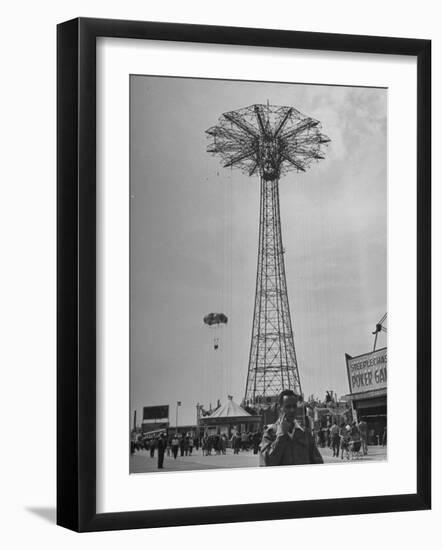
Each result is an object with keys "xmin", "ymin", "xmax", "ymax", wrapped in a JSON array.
[{"xmin": 57, "ymin": 17, "xmax": 431, "ymax": 532}]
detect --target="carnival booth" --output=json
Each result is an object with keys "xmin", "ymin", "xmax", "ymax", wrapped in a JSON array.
[
  {"xmin": 345, "ymin": 347, "xmax": 387, "ymax": 444},
  {"xmin": 198, "ymin": 396, "xmax": 261, "ymax": 436}
]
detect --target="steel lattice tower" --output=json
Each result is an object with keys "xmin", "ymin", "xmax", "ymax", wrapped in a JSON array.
[{"xmin": 206, "ymin": 103, "xmax": 329, "ymax": 405}]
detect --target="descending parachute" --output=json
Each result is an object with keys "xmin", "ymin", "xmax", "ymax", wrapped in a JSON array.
[
  {"xmin": 203, "ymin": 313, "xmax": 228, "ymax": 350},
  {"xmin": 203, "ymin": 313, "xmax": 228, "ymax": 326}
]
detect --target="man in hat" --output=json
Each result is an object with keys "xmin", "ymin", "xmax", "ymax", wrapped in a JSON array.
[{"xmin": 259, "ymin": 389, "xmax": 323, "ymax": 466}]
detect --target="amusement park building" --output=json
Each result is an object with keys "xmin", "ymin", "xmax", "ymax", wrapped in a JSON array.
[
  {"xmin": 199, "ymin": 396, "xmax": 262, "ymax": 436},
  {"xmin": 344, "ymin": 347, "xmax": 387, "ymax": 444}
]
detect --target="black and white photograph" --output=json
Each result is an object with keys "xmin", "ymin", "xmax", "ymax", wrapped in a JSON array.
[
  {"xmin": 129, "ymin": 75, "xmax": 388, "ymax": 473},
  {"xmin": 0, "ymin": 0, "xmax": 434, "ymax": 541}
]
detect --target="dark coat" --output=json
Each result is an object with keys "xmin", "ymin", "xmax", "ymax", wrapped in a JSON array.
[
  {"xmin": 157, "ymin": 437, "xmax": 167, "ymax": 455},
  {"xmin": 259, "ymin": 420, "xmax": 324, "ymax": 466}
]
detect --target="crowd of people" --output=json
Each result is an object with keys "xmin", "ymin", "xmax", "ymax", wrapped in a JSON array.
[
  {"xmin": 131, "ymin": 395, "xmax": 387, "ymax": 470},
  {"xmin": 314, "ymin": 419, "xmax": 386, "ymax": 460},
  {"xmin": 131, "ymin": 429, "xmax": 264, "ymax": 468},
  {"xmin": 132, "ymin": 433, "xmax": 197, "ymax": 459},
  {"xmin": 131, "ymin": 421, "xmax": 387, "ymax": 465}
]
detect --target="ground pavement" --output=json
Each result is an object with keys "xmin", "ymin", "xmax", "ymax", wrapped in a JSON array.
[{"xmin": 130, "ymin": 445, "xmax": 387, "ymax": 474}]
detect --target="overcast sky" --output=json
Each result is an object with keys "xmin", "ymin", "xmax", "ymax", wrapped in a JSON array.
[{"xmin": 130, "ymin": 75, "xmax": 387, "ymax": 427}]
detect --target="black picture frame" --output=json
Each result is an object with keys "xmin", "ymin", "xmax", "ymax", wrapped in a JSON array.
[{"xmin": 57, "ymin": 17, "xmax": 431, "ymax": 532}]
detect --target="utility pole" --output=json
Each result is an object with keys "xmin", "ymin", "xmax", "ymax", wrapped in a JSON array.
[{"xmin": 175, "ymin": 401, "xmax": 181, "ymax": 431}]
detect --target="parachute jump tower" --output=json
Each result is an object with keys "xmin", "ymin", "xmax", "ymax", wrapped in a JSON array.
[{"xmin": 206, "ymin": 102, "xmax": 329, "ymax": 406}]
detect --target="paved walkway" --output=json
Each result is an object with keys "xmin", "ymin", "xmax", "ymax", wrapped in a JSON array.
[{"xmin": 130, "ymin": 445, "xmax": 387, "ymax": 474}]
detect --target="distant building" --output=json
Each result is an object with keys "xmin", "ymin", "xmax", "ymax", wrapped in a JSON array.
[{"xmin": 141, "ymin": 404, "xmax": 170, "ymax": 436}]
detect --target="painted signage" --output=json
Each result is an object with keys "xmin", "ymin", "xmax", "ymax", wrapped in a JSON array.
[{"xmin": 346, "ymin": 348, "xmax": 387, "ymax": 394}]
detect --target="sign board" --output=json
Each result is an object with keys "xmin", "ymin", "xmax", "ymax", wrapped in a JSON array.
[
  {"xmin": 143, "ymin": 405, "xmax": 169, "ymax": 420},
  {"xmin": 141, "ymin": 422, "xmax": 169, "ymax": 435},
  {"xmin": 346, "ymin": 348, "xmax": 387, "ymax": 394}
]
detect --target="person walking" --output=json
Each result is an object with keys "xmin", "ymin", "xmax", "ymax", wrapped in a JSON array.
[
  {"xmin": 382, "ymin": 425, "xmax": 387, "ymax": 447},
  {"xmin": 232, "ymin": 433, "xmax": 241, "ymax": 455},
  {"xmin": 220, "ymin": 434, "xmax": 227, "ymax": 455},
  {"xmin": 188, "ymin": 436, "xmax": 194, "ymax": 456},
  {"xmin": 252, "ymin": 431, "xmax": 261, "ymax": 455},
  {"xmin": 207, "ymin": 435, "xmax": 213, "ymax": 456},
  {"xmin": 358, "ymin": 419, "xmax": 368, "ymax": 455},
  {"xmin": 230, "ymin": 433, "xmax": 236, "ymax": 454},
  {"xmin": 330, "ymin": 421, "xmax": 340, "ymax": 457},
  {"xmin": 339, "ymin": 422, "xmax": 351, "ymax": 460},
  {"xmin": 150, "ymin": 438, "xmax": 156, "ymax": 458},
  {"xmin": 171, "ymin": 435, "xmax": 179, "ymax": 459},
  {"xmin": 183, "ymin": 436, "xmax": 190, "ymax": 456},
  {"xmin": 157, "ymin": 433, "xmax": 166, "ymax": 469}
]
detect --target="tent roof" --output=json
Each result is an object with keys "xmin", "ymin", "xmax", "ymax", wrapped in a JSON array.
[{"xmin": 208, "ymin": 396, "xmax": 251, "ymax": 418}]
